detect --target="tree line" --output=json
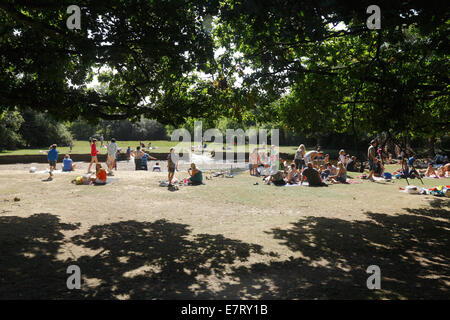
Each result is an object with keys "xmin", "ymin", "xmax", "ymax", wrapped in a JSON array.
[
  {"xmin": 0, "ymin": 109, "xmax": 168, "ymax": 150},
  {"xmin": 1, "ymin": 108, "xmax": 448, "ymax": 155},
  {"xmin": 0, "ymin": 0, "xmax": 448, "ymax": 154}
]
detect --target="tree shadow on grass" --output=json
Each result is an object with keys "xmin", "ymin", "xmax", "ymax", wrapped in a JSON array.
[
  {"xmin": 428, "ymin": 197, "xmax": 450, "ymax": 209},
  {"xmin": 0, "ymin": 215, "xmax": 266, "ymax": 299},
  {"xmin": 1, "ymin": 202, "xmax": 448, "ymax": 299},
  {"xmin": 71, "ymin": 219, "xmax": 265, "ymax": 299},
  {"xmin": 217, "ymin": 204, "xmax": 449, "ymax": 299},
  {"xmin": 0, "ymin": 213, "xmax": 80, "ymax": 299}
]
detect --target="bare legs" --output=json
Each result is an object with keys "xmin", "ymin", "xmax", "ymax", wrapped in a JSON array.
[
  {"xmin": 88, "ymin": 156, "xmax": 98, "ymax": 173},
  {"xmin": 168, "ymin": 171, "xmax": 175, "ymax": 185}
]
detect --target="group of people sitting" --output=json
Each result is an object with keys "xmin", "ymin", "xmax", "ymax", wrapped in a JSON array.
[
  {"xmin": 254, "ymin": 145, "xmax": 362, "ymax": 186},
  {"xmin": 264, "ymin": 160, "xmax": 349, "ymax": 186},
  {"xmin": 293, "ymin": 146, "xmax": 360, "ymax": 174},
  {"xmin": 389, "ymin": 154, "xmax": 450, "ymax": 179},
  {"xmin": 422, "ymin": 162, "xmax": 450, "ymax": 178}
]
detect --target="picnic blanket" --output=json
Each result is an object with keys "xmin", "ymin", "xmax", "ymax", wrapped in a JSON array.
[
  {"xmin": 158, "ymin": 180, "xmax": 204, "ymax": 187},
  {"xmin": 424, "ymin": 175, "xmax": 441, "ymax": 179},
  {"xmin": 34, "ymin": 169, "xmax": 72, "ymax": 174},
  {"xmin": 356, "ymin": 175, "xmax": 386, "ymax": 181},
  {"xmin": 324, "ymin": 179, "xmax": 361, "ymax": 184},
  {"xmin": 344, "ymin": 180, "xmax": 362, "ymax": 184},
  {"xmin": 420, "ymin": 185, "xmax": 450, "ymax": 197},
  {"xmin": 159, "ymin": 181, "xmax": 180, "ymax": 187},
  {"xmin": 400, "ymin": 185, "xmax": 450, "ymax": 197},
  {"xmin": 94, "ymin": 178, "xmax": 118, "ymax": 185},
  {"xmin": 72, "ymin": 175, "xmax": 118, "ymax": 185},
  {"xmin": 279, "ymin": 182, "xmax": 337, "ymax": 186},
  {"xmin": 281, "ymin": 182, "xmax": 308, "ymax": 187}
]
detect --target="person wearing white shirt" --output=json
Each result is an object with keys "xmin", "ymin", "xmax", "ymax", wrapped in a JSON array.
[
  {"xmin": 304, "ymin": 150, "xmax": 323, "ymax": 165},
  {"xmin": 106, "ymin": 138, "xmax": 118, "ymax": 175}
]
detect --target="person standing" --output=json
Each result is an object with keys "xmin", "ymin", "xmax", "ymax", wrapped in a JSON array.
[
  {"xmin": 126, "ymin": 146, "xmax": 131, "ymax": 162},
  {"xmin": 69, "ymin": 142, "xmax": 73, "ymax": 153},
  {"xmin": 294, "ymin": 145, "xmax": 306, "ymax": 170},
  {"xmin": 249, "ymin": 148, "xmax": 259, "ymax": 176},
  {"xmin": 367, "ymin": 139, "xmax": 377, "ymax": 182},
  {"xmin": 131, "ymin": 146, "xmax": 144, "ymax": 170},
  {"xmin": 106, "ymin": 138, "xmax": 118, "ymax": 175},
  {"xmin": 269, "ymin": 145, "xmax": 280, "ymax": 173},
  {"xmin": 46, "ymin": 144, "xmax": 58, "ymax": 178},
  {"xmin": 100, "ymin": 135, "xmax": 104, "ymax": 148},
  {"xmin": 114, "ymin": 151, "xmax": 118, "ymax": 171},
  {"xmin": 338, "ymin": 149, "xmax": 346, "ymax": 165},
  {"xmin": 408, "ymin": 154, "xmax": 416, "ymax": 167},
  {"xmin": 141, "ymin": 151, "xmax": 157, "ymax": 171},
  {"xmin": 87, "ymin": 139, "xmax": 99, "ymax": 173},
  {"xmin": 167, "ymin": 148, "xmax": 178, "ymax": 186}
]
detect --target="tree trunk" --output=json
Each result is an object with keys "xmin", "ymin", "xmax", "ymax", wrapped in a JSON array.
[{"xmin": 428, "ymin": 136, "xmax": 436, "ymax": 158}]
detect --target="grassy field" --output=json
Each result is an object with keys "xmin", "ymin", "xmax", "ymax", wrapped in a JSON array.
[
  {"xmin": 0, "ymin": 140, "xmax": 345, "ymax": 156},
  {"xmin": 0, "ymin": 140, "xmax": 178, "ymax": 155},
  {"xmin": 0, "ymin": 161, "xmax": 448, "ymax": 299}
]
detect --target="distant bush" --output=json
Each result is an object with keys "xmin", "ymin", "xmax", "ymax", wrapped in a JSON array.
[
  {"xmin": 68, "ymin": 118, "xmax": 168, "ymax": 141},
  {"xmin": 18, "ymin": 109, "xmax": 73, "ymax": 147},
  {"xmin": 67, "ymin": 119, "xmax": 98, "ymax": 141},
  {"xmin": 133, "ymin": 119, "xmax": 168, "ymax": 140},
  {"xmin": 0, "ymin": 110, "xmax": 25, "ymax": 151}
]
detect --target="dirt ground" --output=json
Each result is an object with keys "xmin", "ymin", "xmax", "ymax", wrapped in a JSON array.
[{"xmin": 0, "ymin": 161, "xmax": 449, "ymax": 299}]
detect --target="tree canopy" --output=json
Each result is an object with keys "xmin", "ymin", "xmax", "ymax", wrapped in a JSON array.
[
  {"xmin": 0, "ymin": 0, "xmax": 223, "ymax": 123},
  {"xmin": 0, "ymin": 0, "xmax": 448, "ymax": 138},
  {"xmin": 216, "ymin": 0, "xmax": 449, "ymax": 138}
]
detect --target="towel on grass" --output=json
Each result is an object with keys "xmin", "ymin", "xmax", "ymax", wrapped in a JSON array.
[
  {"xmin": 35, "ymin": 169, "xmax": 72, "ymax": 174},
  {"xmin": 356, "ymin": 175, "xmax": 385, "ymax": 181},
  {"xmin": 93, "ymin": 178, "xmax": 118, "ymax": 186},
  {"xmin": 345, "ymin": 180, "xmax": 362, "ymax": 184},
  {"xmin": 281, "ymin": 182, "xmax": 307, "ymax": 187}
]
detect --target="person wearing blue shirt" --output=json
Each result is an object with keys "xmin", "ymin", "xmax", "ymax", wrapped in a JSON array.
[
  {"xmin": 408, "ymin": 156, "xmax": 415, "ymax": 167},
  {"xmin": 46, "ymin": 144, "xmax": 58, "ymax": 177},
  {"xmin": 141, "ymin": 152, "xmax": 157, "ymax": 171},
  {"xmin": 126, "ymin": 146, "xmax": 131, "ymax": 162},
  {"xmin": 62, "ymin": 154, "xmax": 76, "ymax": 171}
]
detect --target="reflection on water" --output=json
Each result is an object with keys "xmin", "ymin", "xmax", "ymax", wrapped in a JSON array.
[
  {"xmin": 127, "ymin": 151, "xmax": 248, "ymax": 172},
  {"xmin": 180, "ymin": 151, "xmax": 248, "ymax": 171}
]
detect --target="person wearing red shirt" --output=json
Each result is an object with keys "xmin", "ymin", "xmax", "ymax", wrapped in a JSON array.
[
  {"xmin": 88, "ymin": 138, "xmax": 99, "ymax": 173},
  {"xmin": 88, "ymin": 164, "xmax": 107, "ymax": 185}
]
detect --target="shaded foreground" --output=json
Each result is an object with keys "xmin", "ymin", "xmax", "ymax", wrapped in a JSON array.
[{"xmin": 1, "ymin": 200, "xmax": 448, "ymax": 299}]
